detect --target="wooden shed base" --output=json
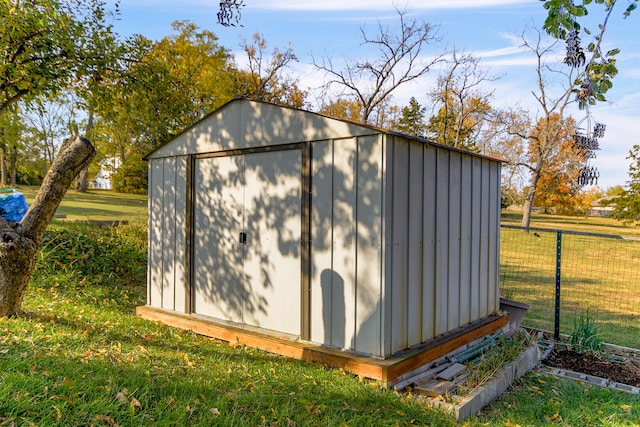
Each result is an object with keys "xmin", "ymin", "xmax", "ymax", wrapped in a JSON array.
[{"xmin": 136, "ymin": 306, "xmax": 508, "ymax": 387}]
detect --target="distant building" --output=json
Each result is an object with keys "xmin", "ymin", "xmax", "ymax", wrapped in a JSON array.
[
  {"xmin": 587, "ymin": 197, "xmax": 615, "ymax": 218},
  {"xmin": 89, "ymin": 157, "xmax": 121, "ymax": 190}
]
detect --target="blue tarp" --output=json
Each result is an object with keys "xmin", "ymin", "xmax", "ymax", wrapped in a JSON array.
[{"xmin": 0, "ymin": 189, "xmax": 29, "ymax": 222}]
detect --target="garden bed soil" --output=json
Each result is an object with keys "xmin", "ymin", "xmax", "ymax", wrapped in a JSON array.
[{"xmin": 545, "ymin": 350, "xmax": 640, "ymax": 387}]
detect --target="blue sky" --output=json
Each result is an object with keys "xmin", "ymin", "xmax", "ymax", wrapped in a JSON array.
[{"xmin": 113, "ymin": 0, "xmax": 639, "ymax": 189}]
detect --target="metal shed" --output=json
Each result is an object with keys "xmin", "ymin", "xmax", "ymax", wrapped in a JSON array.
[{"xmin": 139, "ymin": 98, "xmax": 504, "ymax": 370}]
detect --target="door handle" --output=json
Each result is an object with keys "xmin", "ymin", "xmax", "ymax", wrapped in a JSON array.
[{"xmin": 239, "ymin": 231, "xmax": 247, "ymax": 244}]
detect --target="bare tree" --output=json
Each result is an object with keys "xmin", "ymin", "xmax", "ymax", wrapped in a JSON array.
[
  {"xmin": 314, "ymin": 8, "xmax": 444, "ymax": 125},
  {"xmin": 0, "ymin": 136, "xmax": 95, "ymax": 316},
  {"xmin": 426, "ymin": 51, "xmax": 496, "ymax": 150},
  {"xmin": 491, "ymin": 28, "xmax": 580, "ymax": 228},
  {"xmin": 23, "ymin": 95, "xmax": 75, "ymax": 178},
  {"xmin": 235, "ymin": 33, "xmax": 308, "ymax": 108}
]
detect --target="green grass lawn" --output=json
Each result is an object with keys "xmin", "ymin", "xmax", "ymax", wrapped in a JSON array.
[
  {"xmin": 0, "ymin": 190, "xmax": 638, "ymax": 425},
  {"xmin": 14, "ymin": 186, "xmax": 147, "ymax": 221},
  {"xmin": 501, "ymin": 210, "xmax": 640, "ymax": 238}
]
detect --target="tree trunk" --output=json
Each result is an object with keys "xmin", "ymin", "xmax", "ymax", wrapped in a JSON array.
[
  {"xmin": 0, "ymin": 126, "xmax": 5, "ymax": 187},
  {"xmin": 521, "ymin": 168, "xmax": 542, "ymax": 229},
  {"xmin": 0, "ymin": 136, "xmax": 95, "ymax": 317},
  {"xmin": 9, "ymin": 144, "xmax": 17, "ymax": 187},
  {"xmin": 521, "ymin": 190, "xmax": 534, "ymax": 230},
  {"xmin": 0, "ymin": 148, "xmax": 6, "ymax": 187},
  {"xmin": 75, "ymin": 165, "xmax": 90, "ymax": 192},
  {"xmin": 75, "ymin": 110, "xmax": 95, "ymax": 193}
]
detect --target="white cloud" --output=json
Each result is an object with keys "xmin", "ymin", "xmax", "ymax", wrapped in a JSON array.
[{"xmin": 477, "ymin": 45, "xmax": 527, "ymax": 59}]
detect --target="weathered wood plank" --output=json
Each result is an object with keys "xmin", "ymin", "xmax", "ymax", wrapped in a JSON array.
[{"xmin": 136, "ymin": 305, "xmax": 508, "ymax": 387}]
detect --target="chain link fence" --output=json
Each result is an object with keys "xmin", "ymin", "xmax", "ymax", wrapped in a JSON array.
[{"xmin": 500, "ymin": 224, "xmax": 640, "ymax": 349}]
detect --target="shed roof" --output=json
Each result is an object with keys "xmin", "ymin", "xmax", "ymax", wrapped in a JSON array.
[{"xmin": 145, "ymin": 97, "xmax": 502, "ymax": 162}]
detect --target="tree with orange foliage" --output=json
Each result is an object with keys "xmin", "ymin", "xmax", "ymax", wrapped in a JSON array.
[{"xmin": 533, "ymin": 117, "xmax": 592, "ymax": 215}]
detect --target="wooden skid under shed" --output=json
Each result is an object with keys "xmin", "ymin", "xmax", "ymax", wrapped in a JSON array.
[{"xmin": 136, "ymin": 306, "xmax": 508, "ymax": 387}]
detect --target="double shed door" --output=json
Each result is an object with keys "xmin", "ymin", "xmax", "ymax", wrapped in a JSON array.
[{"xmin": 192, "ymin": 148, "xmax": 302, "ymax": 336}]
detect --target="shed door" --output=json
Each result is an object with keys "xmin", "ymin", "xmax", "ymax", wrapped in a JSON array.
[{"xmin": 192, "ymin": 149, "xmax": 302, "ymax": 336}]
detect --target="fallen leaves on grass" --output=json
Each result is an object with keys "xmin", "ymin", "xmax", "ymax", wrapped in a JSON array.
[
  {"xmin": 95, "ymin": 414, "xmax": 116, "ymax": 425},
  {"xmin": 115, "ymin": 389, "xmax": 142, "ymax": 415},
  {"xmin": 621, "ymin": 404, "xmax": 633, "ymax": 416},
  {"xmin": 544, "ymin": 411, "xmax": 563, "ymax": 423}
]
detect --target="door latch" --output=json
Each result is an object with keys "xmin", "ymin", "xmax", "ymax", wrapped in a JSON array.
[{"xmin": 239, "ymin": 231, "xmax": 247, "ymax": 244}]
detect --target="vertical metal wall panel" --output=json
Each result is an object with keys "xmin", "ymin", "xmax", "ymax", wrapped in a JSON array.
[
  {"xmin": 147, "ymin": 164, "xmax": 152, "ymax": 306},
  {"xmin": 381, "ymin": 136, "xmax": 393, "ymax": 357},
  {"xmin": 447, "ymin": 152, "xmax": 462, "ymax": 330},
  {"xmin": 459, "ymin": 155, "xmax": 473, "ymax": 326},
  {"xmin": 173, "ymin": 156, "xmax": 188, "ymax": 313},
  {"xmin": 390, "ymin": 137, "xmax": 410, "ymax": 353},
  {"xmin": 354, "ymin": 135, "xmax": 384, "ymax": 356},
  {"xmin": 478, "ymin": 159, "xmax": 490, "ymax": 317},
  {"xmin": 487, "ymin": 160, "xmax": 501, "ymax": 313},
  {"xmin": 407, "ymin": 141, "xmax": 424, "ymax": 346},
  {"xmin": 434, "ymin": 148, "xmax": 450, "ymax": 335},
  {"xmin": 161, "ymin": 158, "xmax": 177, "ymax": 311},
  {"xmin": 148, "ymin": 160, "xmax": 164, "ymax": 308},
  {"xmin": 469, "ymin": 156, "xmax": 483, "ymax": 321},
  {"xmin": 329, "ymin": 139, "xmax": 357, "ymax": 348},
  {"xmin": 310, "ymin": 140, "xmax": 336, "ymax": 346},
  {"xmin": 421, "ymin": 145, "xmax": 437, "ymax": 341}
]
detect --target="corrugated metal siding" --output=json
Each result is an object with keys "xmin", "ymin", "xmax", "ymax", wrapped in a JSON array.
[
  {"xmin": 310, "ymin": 135, "xmax": 385, "ymax": 356},
  {"xmin": 147, "ymin": 156, "xmax": 189, "ymax": 313},
  {"xmin": 421, "ymin": 143, "xmax": 437, "ymax": 342},
  {"xmin": 354, "ymin": 135, "xmax": 385, "ymax": 356},
  {"xmin": 161, "ymin": 157, "xmax": 176, "ymax": 311},
  {"xmin": 148, "ymin": 160, "xmax": 162, "ymax": 308},
  {"xmin": 470, "ymin": 156, "xmax": 483, "ymax": 320},
  {"xmin": 434, "ymin": 147, "xmax": 450, "ymax": 336},
  {"xmin": 384, "ymin": 139, "xmax": 501, "ymax": 354},
  {"xmin": 488, "ymin": 159, "xmax": 501, "ymax": 314},
  {"xmin": 407, "ymin": 142, "xmax": 424, "ymax": 347}
]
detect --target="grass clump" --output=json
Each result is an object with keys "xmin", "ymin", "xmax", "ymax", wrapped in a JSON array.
[{"xmin": 569, "ymin": 311, "xmax": 605, "ymax": 357}]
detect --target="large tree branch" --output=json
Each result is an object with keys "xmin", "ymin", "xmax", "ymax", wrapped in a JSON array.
[{"xmin": 18, "ymin": 136, "xmax": 95, "ymax": 244}]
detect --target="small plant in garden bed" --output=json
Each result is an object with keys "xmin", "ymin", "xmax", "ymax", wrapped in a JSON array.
[
  {"xmin": 544, "ymin": 311, "xmax": 640, "ymax": 388},
  {"xmin": 568, "ymin": 311, "xmax": 605, "ymax": 357}
]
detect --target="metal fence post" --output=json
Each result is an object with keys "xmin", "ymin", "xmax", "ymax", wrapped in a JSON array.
[{"xmin": 554, "ymin": 230, "xmax": 562, "ymax": 340}]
